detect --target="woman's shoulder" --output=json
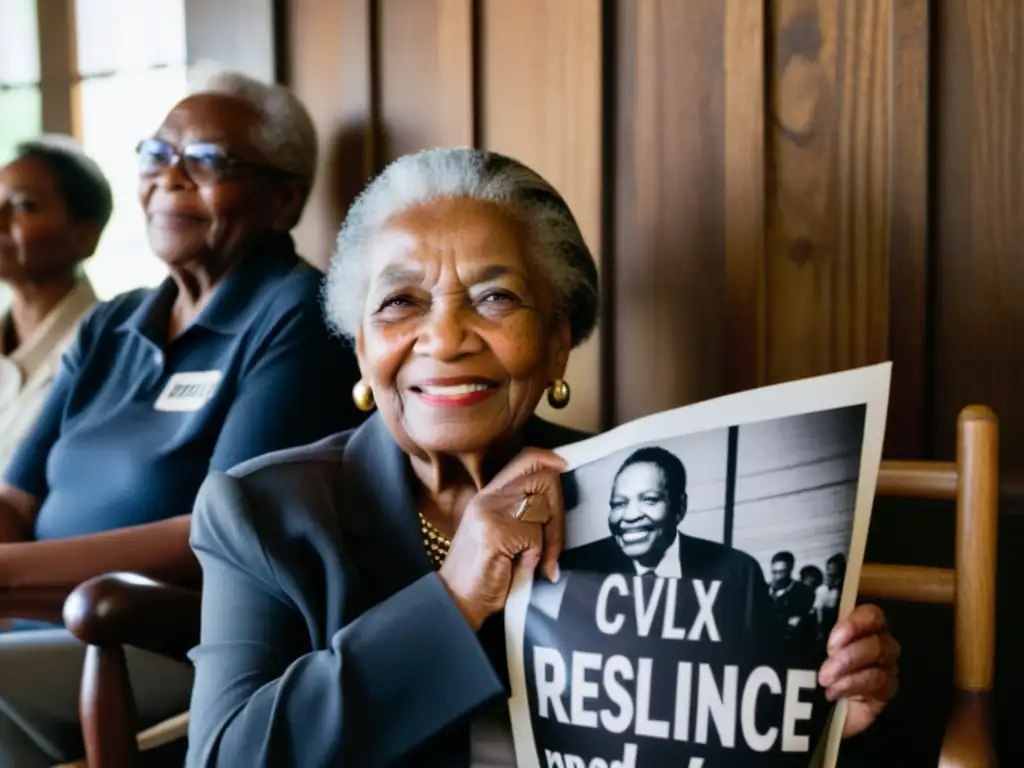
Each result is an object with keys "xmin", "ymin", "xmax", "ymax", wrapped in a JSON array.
[
  {"xmin": 60, "ymin": 286, "xmax": 154, "ymax": 353},
  {"xmin": 240, "ymin": 259, "xmax": 339, "ymax": 353},
  {"xmin": 251, "ymin": 256, "xmax": 324, "ymax": 315},
  {"xmin": 223, "ymin": 427, "xmax": 359, "ymax": 508},
  {"xmin": 229, "ymin": 428, "xmax": 353, "ymax": 476},
  {"xmin": 190, "ymin": 428, "xmax": 358, "ymax": 556},
  {"xmin": 81, "ymin": 286, "xmax": 152, "ymax": 327}
]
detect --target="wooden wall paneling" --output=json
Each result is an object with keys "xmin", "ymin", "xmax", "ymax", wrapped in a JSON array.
[
  {"xmin": 478, "ymin": 0, "xmax": 603, "ymax": 433},
  {"xmin": 377, "ymin": 0, "xmax": 474, "ymax": 161},
  {"xmin": 287, "ymin": 0, "xmax": 375, "ymax": 270},
  {"xmin": 765, "ymin": 0, "xmax": 891, "ymax": 384},
  {"xmin": 723, "ymin": 0, "xmax": 767, "ymax": 395},
  {"xmin": 932, "ymin": 0, "xmax": 1024, "ymax": 466},
  {"xmin": 613, "ymin": 0, "xmax": 728, "ymax": 424},
  {"xmin": 184, "ymin": 0, "xmax": 276, "ymax": 83},
  {"xmin": 886, "ymin": 0, "xmax": 930, "ymax": 459},
  {"xmin": 37, "ymin": 0, "xmax": 75, "ymax": 135},
  {"xmin": 931, "ymin": 10, "xmax": 1023, "ymax": 755}
]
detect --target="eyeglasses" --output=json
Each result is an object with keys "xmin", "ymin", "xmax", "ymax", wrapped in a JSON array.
[{"xmin": 135, "ymin": 138, "xmax": 285, "ymax": 184}]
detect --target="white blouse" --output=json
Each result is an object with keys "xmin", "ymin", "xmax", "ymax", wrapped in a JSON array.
[{"xmin": 0, "ymin": 279, "xmax": 96, "ymax": 476}]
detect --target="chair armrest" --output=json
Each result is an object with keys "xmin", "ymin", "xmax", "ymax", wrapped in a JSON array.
[
  {"xmin": 938, "ymin": 690, "xmax": 997, "ymax": 768},
  {"xmin": 62, "ymin": 572, "xmax": 201, "ymax": 662},
  {"xmin": 0, "ymin": 585, "xmax": 72, "ymax": 622}
]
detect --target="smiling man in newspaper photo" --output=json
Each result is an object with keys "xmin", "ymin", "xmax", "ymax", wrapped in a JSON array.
[
  {"xmin": 513, "ymin": 399, "xmax": 882, "ymax": 768},
  {"xmin": 559, "ymin": 445, "xmax": 778, "ymax": 647}
]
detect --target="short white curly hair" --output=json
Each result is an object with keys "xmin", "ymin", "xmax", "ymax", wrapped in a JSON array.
[
  {"xmin": 190, "ymin": 69, "xmax": 318, "ymax": 194},
  {"xmin": 323, "ymin": 147, "xmax": 599, "ymax": 347}
]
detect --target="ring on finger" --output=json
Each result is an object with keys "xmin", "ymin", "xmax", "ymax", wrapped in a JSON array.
[{"xmin": 513, "ymin": 494, "xmax": 532, "ymax": 520}]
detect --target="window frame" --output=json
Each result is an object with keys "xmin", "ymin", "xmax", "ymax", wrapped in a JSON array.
[
  {"xmin": 3, "ymin": 0, "xmax": 280, "ymax": 299},
  {"xmin": 22, "ymin": 0, "xmax": 280, "ymax": 137}
]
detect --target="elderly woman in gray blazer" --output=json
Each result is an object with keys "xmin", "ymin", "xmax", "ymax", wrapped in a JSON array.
[{"xmin": 185, "ymin": 148, "xmax": 900, "ymax": 767}]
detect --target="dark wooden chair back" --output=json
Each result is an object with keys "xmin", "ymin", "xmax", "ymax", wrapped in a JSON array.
[
  {"xmin": 860, "ymin": 404, "xmax": 998, "ymax": 767},
  {"xmin": 61, "ymin": 574, "xmax": 200, "ymax": 768}
]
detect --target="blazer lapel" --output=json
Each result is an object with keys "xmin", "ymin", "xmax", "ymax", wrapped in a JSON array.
[{"xmin": 339, "ymin": 414, "xmax": 433, "ymax": 605}]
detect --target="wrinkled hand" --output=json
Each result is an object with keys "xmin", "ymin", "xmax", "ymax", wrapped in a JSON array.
[
  {"xmin": 818, "ymin": 604, "xmax": 900, "ymax": 738},
  {"xmin": 438, "ymin": 448, "xmax": 567, "ymax": 631}
]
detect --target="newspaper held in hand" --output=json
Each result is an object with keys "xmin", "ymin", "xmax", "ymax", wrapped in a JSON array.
[{"xmin": 504, "ymin": 363, "xmax": 891, "ymax": 768}]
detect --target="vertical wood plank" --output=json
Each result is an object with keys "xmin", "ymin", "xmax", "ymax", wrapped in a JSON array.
[
  {"xmin": 378, "ymin": 0, "xmax": 474, "ymax": 160},
  {"xmin": 932, "ymin": 0, "xmax": 1024, "ymax": 464},
  {"xmin": 184, "ymin": 0, "xmax": 276, "ymax": 82},
  {"xmin": 723, "ymin": 0, "xmax": 767, "ymax": 394},
  {"xmin": 37, "ymin": 0, "xmax": 75, "ymax": 135},
  {"xmin": 766, "ymin": 0, "xmax": 891, "ymax": 383},
  {"xmin": 479, "ymin": 0, "xmax": 602, "ymax": 432},
  {"xmin": 613, "ymin": 0, "xmax": 727, "ymax": 423},
  {"xmin": 287, "ymin": 0, "xmax": 375, "ymax": 270},
  {"xmin": 886, "ymin": 0, "xmax": 929, "ymax": 458}
]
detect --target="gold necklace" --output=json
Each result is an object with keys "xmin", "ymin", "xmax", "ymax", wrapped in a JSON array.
[{"xmin": 418, "ymin": 511, "xmax": 451, "ymax": 569}]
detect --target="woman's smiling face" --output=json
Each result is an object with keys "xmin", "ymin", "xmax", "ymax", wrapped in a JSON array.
[{"xmin": 356, "ymin": 196, "xmax": 571, "ymax": 457}]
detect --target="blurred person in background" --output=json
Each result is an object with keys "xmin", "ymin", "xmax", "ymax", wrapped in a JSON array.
[
  {"xmin": 0, "ymin": 71, "xmax": 364, "ymax": 767},
  {"xmin": 0, "ymin": 136, "xmax": 107, "ymax": 474}
]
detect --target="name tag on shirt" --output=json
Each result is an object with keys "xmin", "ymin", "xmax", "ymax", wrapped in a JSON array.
[{"xmin": 154, "ymin": 370, "xmax": 223, "ymax": 412}]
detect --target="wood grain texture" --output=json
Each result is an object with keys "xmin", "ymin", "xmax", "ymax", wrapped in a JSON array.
[
  {"xmin": 377, "ymin": 0, "xmax": 474, "ymax": 160},
  {"xmin": 955, "ymin": 405, "xmax": 999, "ymax": 692},
  {"xmin": 37, "ymin": 0, "xmax": 75, "ymax": 135},
  {"xmin": 859, "ymin": 563, "xmax": 955, "ymax": 604},
  {"xmin": 479, "ymin": 0, "xmax": 602, "ymax": 432},
  {"xmin": 766, "ymin": 0, "xmax": 891, "ymax": 383},
  {"xmin": 286, "ymin": 0, "xmax": 347, "ymax": 269},
  {"xmin": 932, "ymin": 0, "xmax": 1024, "ymax": 467},
  {"xmin": 723, "ymin": 0, "xmax": 767, "ymax": 394},
  {"xmin": 613, "ymin": 0, "xmax": 726, "ymax": 423},
  {"xmin": 886, "ymin": 0, "xmax": 930, "ymax": 459}
]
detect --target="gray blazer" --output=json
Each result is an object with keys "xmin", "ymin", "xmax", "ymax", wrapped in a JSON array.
[{"xmin": 186, "ymin": 412, "xmax": 588, "ymax": 768}]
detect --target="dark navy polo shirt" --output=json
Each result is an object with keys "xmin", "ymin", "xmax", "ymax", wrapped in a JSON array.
[{"xmin": 3, "ymin": 235, "xmax": 364, "ymax": 541}]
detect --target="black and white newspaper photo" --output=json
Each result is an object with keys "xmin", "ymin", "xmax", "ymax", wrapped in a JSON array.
[{"xmin": 504, "ymin": 363, "xmax": 891, "ymax": 768}]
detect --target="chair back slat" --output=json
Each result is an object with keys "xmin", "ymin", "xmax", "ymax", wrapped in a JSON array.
[
  {"xmin": 877, "ymin": 460, "xmax": 958, "ymax": 499},
  {"xmin": 861, "ymin": 405, "xmax": 998, "ymax": 699},
  {"xmin": 954, "ymin": 406, "xmax": 998, "ymax": 692},
  {"xmin": 859, "ymin": 563, "xmax": 954, "ymax": 604}
]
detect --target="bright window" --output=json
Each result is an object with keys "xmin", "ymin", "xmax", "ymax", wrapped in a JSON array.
[
  {"xmin": 0, "ymin": 0, "xmax": 42, "ymax": 310},
  {"xmin": 74, "ymin": 0, "xmax": 189, "ymax": 299},
  {"xmin": 0, "ymin": 89, "xmax": 43, "ymax": 164},
  {"xmin": 0, "ymin": 0, "xmax": 42, "ymax": 164}
]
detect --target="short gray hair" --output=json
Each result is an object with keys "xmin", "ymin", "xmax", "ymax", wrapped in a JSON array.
[
  {"xmin": 191, "ymin": 70, "xmax": 318, "ymax": 193},
  {"xmin": 323, "ymin": 148, "xmax": 599, "ymax": 347}
]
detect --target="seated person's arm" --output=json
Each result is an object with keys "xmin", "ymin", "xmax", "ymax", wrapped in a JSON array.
[
  {"xmin": 0, "ymin": 484, "xmax": 38, "ymax": 544},
  {"xmin": 2, "ymin": 379, "xmax": 193, "ymax": 588},
  {"xmin": 186, "ymin": 472, "xmax": 504, "ymax": 768},
  {"xmin": 0, "ymin": 296, "xmax": 361, "ymax": 592},
  {"xmin": 0, "ymin": 318, "xmax": 198, "ymax": 588},
  {"xmin": 0, "ymin": 352, "xmax": 74, "ymax": 545},
  {"xmin": 0, "ymin": 516, "xmax": 195, "ymax": 590}
]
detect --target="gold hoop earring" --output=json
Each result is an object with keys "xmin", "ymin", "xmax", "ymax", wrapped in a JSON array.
[
  {"xmin": 352, "ymin": 380, "xmax": 375, "ymax": 412},
  {"xmin": 547, "ymin": 379, "xmax": 571, "ymax": 409}
]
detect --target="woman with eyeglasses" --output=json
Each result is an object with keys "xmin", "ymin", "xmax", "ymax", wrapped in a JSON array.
[{"xmin": 0, "ymin": 71, "xmax": 364, "ymax": 767}]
